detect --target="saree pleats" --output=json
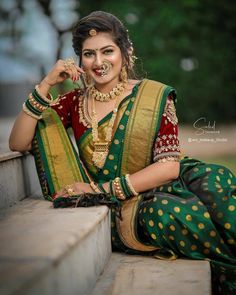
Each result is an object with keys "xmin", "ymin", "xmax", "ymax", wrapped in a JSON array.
[{"xmin": 32, "ymin": 80, "xmax": 236, "ymax": 294}]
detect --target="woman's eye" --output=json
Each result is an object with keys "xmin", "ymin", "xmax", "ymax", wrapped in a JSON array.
[
  {"xmin": 83, "ymin": 52, "xmax": 94, "ymax": 57},
  {"xmin": 104, "ymin": 49, "xmax": 113, "ymax": 55}
]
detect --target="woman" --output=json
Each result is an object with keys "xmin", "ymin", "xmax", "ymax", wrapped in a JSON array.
[{"xmin": 9, "ymin": 11, "xmax": 236, "ymax": 294}]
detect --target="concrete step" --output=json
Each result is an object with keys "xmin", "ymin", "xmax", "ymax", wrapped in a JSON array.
[
  {"xmin": 0, "ymin": 151, "xmax": 41, "ymax": 209},
  {"xmin": 0, "ymin": 197, "xmax": 111, "ymax": 295},
  {"xmin": 90, "ymin": 253, "xmax": 211, "ymax": 295}
]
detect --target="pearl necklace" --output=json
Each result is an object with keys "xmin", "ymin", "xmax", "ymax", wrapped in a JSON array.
[{"xmin": 89, "ymin": 82, "xmax": 125, "ymax": 102}]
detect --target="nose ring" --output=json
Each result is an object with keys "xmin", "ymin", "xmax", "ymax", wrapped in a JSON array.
[{"xmin": 101, "ymin": 61, "xmax": 112, "ymax": 76}]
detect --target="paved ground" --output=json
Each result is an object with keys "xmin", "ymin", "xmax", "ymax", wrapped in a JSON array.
[{"xmin": 1, "ymin": 117, "xmax": 235, "ymax": 157}]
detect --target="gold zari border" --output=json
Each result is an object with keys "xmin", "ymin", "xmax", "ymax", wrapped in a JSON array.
[{"xmin": 116, "ymin": 79, "xmax": 169, "ymax": 252}]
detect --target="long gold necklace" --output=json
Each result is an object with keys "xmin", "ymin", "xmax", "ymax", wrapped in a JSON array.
[
  {"xmin": 90, "ymin": 82, "xmax": 125, "ymax": 102},
  {"xmin": 78, "ymin": 89, "xmax": 92, "ymax": 127},
  {"xmin": 91, "ymin": 88, "xmax": 125, "ymax": 169}
]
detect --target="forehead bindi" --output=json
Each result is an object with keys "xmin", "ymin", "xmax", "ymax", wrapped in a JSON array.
[{"xmin": 82, "ymin": 32, "xmax": 117, "ymax": 51}]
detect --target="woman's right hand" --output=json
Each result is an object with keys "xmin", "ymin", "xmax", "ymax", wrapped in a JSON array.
[{"xmin": 41, "ymin": 58, "xmax": 85, "ymax": 88}]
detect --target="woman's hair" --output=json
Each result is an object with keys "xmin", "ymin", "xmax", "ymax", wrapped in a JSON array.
[{"xmin": 72, "ymin": 11, "xmax": 133, "ymax": 69}]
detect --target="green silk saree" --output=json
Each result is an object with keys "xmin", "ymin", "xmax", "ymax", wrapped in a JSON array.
[{"xmin": 32, "ymin": 79, "xmax": 236, "ymax": 295}]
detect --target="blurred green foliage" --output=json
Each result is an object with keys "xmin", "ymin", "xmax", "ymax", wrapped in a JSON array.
[
  {"xmin": 78, "ymin": 0, "xmax": 236, "ymax": 123},
  {"xmin": 10, "ymin": 0, "xmax": 234, "ymax": 124}
]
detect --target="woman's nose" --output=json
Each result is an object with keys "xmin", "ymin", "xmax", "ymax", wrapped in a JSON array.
[{"xmin": 94, "ymin": 53, "xmax": 103, "ymax": 67}]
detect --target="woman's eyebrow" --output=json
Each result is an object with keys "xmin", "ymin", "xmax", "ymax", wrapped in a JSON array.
[{"xmin": 82, "ymin": 45, "xmax": 115, "ymax": 52}]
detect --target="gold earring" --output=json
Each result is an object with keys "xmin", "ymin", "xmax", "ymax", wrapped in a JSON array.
[{"xmin": 120, "ymin": 66, "xmax": 128, "ymax": 83}]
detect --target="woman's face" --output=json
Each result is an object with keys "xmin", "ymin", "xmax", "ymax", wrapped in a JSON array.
[{"xmin": 81, "ymin": 32, "xmax": 123, "ymax": 86}]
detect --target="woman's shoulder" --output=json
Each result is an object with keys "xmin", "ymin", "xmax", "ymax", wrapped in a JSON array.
[{"xmin": 145, "ymin": 79, "xmax": 176, "ymax": 102}]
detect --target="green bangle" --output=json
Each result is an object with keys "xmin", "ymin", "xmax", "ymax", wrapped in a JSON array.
[
  {"xmin": 25, "ymin": 100, "xmax": 42, "ymax": 115},
  {"xmin": 32, "ymin": 89, "xmax": 50, "ymax": 107},
  {"xmin": 109, "ymin": 180, "xmax": 114, "ymax": 195},
  {"xmin": 35, "ymin": 84, "xmax": 53, "ymax": 104},
  {"xmin": 120, "ymin": 176, "xmax": 131, "ymax": 198},
  {"xmin": 22, "ymin": 103, "xmax": 42, "ymax": 120}
]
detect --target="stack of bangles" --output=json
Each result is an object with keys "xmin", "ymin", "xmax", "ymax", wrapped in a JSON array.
[
  {"xmin": 22, "ymin": 85, "xmax": 53, "ymax": 120},
  {"xmin": 89, "ymin": 174, "xmax": 138, "ymax": 200}
]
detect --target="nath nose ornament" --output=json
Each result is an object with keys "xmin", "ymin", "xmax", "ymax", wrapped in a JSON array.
[{"xmin": 100, "ymin": 60, "xmax": 112, "ymax": 76}]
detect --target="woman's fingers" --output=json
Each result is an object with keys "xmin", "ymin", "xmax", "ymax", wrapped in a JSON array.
[
  {"xmin": 45, "ymin": 59, "xmax": 85, "ymax": 85},
  {"xmin": 75, "ymin": 65, "xmax": 85, "ymax": 74},
  {"xmin": 69, "ymin": 64, "xmax": 85, "ymax": 82}
]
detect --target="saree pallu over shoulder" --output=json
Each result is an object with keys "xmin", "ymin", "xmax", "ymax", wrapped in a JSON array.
[
  {"xmin": 115, "ymin": 79, "xmax": 176, "ymax": 252},
  {"xmin": 32, "ymin": 108, "xmax": 90, "ymax": 200},
  {"xmin": 121, "ymin": 79, "xmax": 175, "ymax": 174}
]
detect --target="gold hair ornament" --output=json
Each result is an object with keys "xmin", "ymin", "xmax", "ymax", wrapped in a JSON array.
[{"xmin": 89, "ymin": 29, "xmax": 97, "ymax": 36}]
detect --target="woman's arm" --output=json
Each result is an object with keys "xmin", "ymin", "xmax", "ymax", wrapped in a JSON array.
[
  {"xmin": 9, "ymin": 111, "xmax": 39, "ymax": 152},
  {"xmin": 9, "ymin": 80, "xmax": 51, "ymax": 152},
  {"xmin": 128, "ymin": 160, "xmax": 179, "ymax": 192},
  {"xmin": 102, "ymin": 161, "xmax": 180, "ymax": 194},
  {"xmin": 53, "ymin": 161, "xmax": 180, "ymax": 199},
  {"xmin": 9, "ymin": 60, "xmax": 84, "ymax": 152}
]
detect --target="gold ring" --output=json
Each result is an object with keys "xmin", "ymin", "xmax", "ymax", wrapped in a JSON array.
[
  {"xmin": 64, "ymin": 62, "xmax": 69, "ymax": 70},
  {"xmin": 64, "ymin": 57, "xmax": 75, "ymax": 66},
  {"xmin": 65, "ymin": 185, "xmax": 76, "ymax": 196}
]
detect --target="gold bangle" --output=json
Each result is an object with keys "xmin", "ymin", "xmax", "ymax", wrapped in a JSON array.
[
  {"xmin": 90, "ymin": 181, "xmax": 101, "ymax": 193},
  {"xmin": 28, "ymin": 93, "xmax": 48, "ymax": 112},
  {"xmin": 125, "ymin": 174, "xmax": 138, "ymax": 196},
  {"xmin": 35, "ymin": 84, "xmax": 53, "ymax": 104},
  {"xmin": 65, "ymin": 185, "xmax": 76, "ymax": 196},
  {"xmin": 22, "ymin": 103, "xmax": 42, "ymax": 120},
  {"xmin": 113, "ymin": 177, "xmax": 126, "ymax": 200}
]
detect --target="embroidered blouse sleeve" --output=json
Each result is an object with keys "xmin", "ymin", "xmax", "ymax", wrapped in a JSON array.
[
  {"xmin": 153, "ymin": 96, "xmax": 181, "ymax": 163},
  {"xmin": 50, "ymin": 90, "xmax": 76, "ymax": 129}
]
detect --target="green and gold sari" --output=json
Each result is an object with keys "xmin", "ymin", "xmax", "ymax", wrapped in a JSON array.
[{"xmin": 32, "ymin": 79, "xmax": 236, "ymax": 295}]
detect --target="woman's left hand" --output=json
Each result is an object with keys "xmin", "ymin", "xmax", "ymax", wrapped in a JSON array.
[{"xmin": 53, "ymin": 182, "xmax": 94, "ymax": 199}]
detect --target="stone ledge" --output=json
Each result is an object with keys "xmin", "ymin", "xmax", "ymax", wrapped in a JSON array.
[
  {"xmin": 0, "ymin": 198, "xmax": 111, "ymax": 295},
  {"xmin": 0, "ymin": 150, "xmax": 23, "ymax": 163},
  {"xmin": 91, "ymin": 253, "xmax": 211, "ymax": 295},
  {"xmin": 0, "ymin": 152, "xmax": 41, "ymax": 209}
]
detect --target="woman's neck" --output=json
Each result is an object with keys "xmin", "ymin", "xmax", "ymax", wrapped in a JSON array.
[{"xmin": 94, "ymin": 77, "xmax": 121, "ymax": 93}]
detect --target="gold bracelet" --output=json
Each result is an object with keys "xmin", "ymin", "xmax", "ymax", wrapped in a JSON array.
[
  {"xmin": 90, "ymin": 181, "xmax": 101, "ymax": 193},
  {"xmin": 35, "ymin": 84, "xmax": 53, "ymax": 104},
  {"xmin": 113, "ymin": 177, "xmax": 126, "ymax": 200},
  {"xmin": 125, "ymin": 174, "xmax": 138, "ymax": 196},
  {"xmin": 22, "ymin": 103, "xmax": 42, "ymax": 120}
]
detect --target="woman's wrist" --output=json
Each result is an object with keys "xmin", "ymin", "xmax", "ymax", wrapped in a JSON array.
[
  {"xmin": 38, "ymin": 78, "xmax": 54, "ymax": 96},
  {"xmin": 109, "ymin": 174, "xmax": 139, "ymax": 201},
  {"xmin": 102, "ymin": 182, "xmax": 110, "ymax": 193}
]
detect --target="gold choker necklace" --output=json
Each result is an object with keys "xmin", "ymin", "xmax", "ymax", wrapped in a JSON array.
[{"xmin": 89, "ymin": 82, "xmax": 125, "ymax": 102}]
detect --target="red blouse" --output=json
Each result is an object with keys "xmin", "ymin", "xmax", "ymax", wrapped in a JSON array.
[{"xmin": 51, "ymin": 88, "xmax": 181, "ymax": 163}]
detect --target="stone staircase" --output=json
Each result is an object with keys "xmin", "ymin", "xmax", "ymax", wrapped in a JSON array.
[{"xmin": 0, "ymin": 151, "xmax": 212, "ymax": 295}]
